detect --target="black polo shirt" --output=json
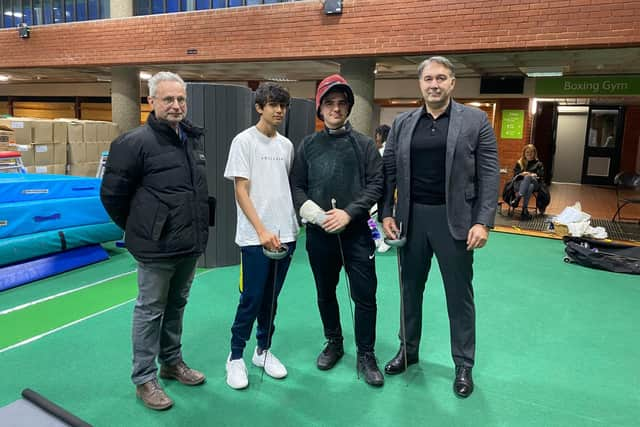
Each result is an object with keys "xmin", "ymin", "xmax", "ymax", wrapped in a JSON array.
[{"xmin": 410, "ymin": 102, "xmax": 451, "ymax": 205}]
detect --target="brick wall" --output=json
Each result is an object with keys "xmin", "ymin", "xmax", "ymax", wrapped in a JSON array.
[
  {"xmin": 621, "ymin": 106, "xmax": 640, "ymax": 173},
  {"xmin": 1, "ymin": 0, "xmax": 639, "ymax": 68}
]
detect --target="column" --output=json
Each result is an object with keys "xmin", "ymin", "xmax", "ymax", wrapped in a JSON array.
[
  {"xmin": 340, "ymin": 58, "xmax": 376, "ymax": 137},
  {"xmin": 110, "ymin": 0, "xmax": 133, "ymax": 18},
  {"xmin": 110, "ymin": 0, "xmax": 138, "ymax": 133},
  {"xmin": 111, "ymin": 66, "xmax": 140, "ymax": 133}
]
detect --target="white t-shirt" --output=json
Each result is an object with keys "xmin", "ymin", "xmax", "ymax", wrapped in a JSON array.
[{"xmin": 224, "ymin": 126, "xmax": 299, "ymax": 246}]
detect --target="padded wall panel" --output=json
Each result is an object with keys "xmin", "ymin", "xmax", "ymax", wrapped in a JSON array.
[{"xmin": 286, "ymin": 98, "xmax": 316, "ymax": 150}]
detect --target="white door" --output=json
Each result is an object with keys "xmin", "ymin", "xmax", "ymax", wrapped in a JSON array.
[{"xmin": 554, "ymin": 111, "xmax": 588, "ymax": 183}]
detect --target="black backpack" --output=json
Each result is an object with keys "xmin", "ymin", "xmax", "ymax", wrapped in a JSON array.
[{"xmin": 563, "ymin": 236, "xmax": 640, "ymax": 274}]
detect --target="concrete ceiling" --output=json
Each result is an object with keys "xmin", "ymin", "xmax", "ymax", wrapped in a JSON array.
[{"xmin": 0, "ymin": 47, "xmax": 639, "ymax": 85}]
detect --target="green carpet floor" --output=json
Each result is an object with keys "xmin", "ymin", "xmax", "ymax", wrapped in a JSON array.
[{"xmin": 0, "ymin": 233, "xmax": 638, "ymax": 426}]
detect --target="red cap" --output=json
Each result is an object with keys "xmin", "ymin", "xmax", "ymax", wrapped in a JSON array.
[{"xmin": 315, "ymin": 74, "xmax": 354, "ymax": 119}]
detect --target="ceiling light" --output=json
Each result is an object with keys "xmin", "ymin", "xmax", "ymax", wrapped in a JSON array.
[
  {"xmin": 0, "ymin": 75, "xmax": 9, "ymax": 82},
  {"xmin": 519, "ymin": 67, "xmax": 564, "ymax": 77},
  {"xmin": 139, "ymin": 72, "xmax": 152, "ymax": 80},
  {"xmin": 265, "ymin": 77, "xmax": 297, "ymax": 82}
]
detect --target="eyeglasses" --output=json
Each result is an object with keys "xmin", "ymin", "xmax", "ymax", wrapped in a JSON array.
[{"xmin": 155, "ymin": 96, "xmax": 187, "ymax": 106}]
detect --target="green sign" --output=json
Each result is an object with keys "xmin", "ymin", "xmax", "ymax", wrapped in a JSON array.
[
  {"xmin": 535, "ymin": 75, "xmax": 640, "ymax": 96},
  {"xmin": 501, "ymin": 110, "xmax": 524, "ymax": 139}
]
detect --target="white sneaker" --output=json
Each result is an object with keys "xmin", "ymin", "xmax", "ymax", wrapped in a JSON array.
[
  {"xmin": 226, "ymin": 354, "xmax": 249, "ymax": 389},
  {"xmin": 377, "ymin": 240, "xmax": 390, "ymax": 253},
  {"xmin": 251, "ymin": 347, "xmax": 287, "ymax": 379}
]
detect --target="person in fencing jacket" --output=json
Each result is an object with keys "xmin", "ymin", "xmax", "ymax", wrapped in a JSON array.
[{"xmin": 291, "ymin": 74, "xmax": 385, "ymax": 387}]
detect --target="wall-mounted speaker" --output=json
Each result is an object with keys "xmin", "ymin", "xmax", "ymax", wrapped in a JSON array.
[
  {"xmin": 480, "ymin": 76, "xmax": 524, "ymax": 94},
  {"xmin": 324, "ymin": 0, "xmax": 342, "ymax": 15}
]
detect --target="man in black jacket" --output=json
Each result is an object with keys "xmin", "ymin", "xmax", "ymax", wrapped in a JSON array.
[
  {"xmin": 100, "ymin": 72, "xmax": 209, "ymax": 410},
  {"xmin": 291, "ymin": 74, "xmax": 384, "ymax": 386}
]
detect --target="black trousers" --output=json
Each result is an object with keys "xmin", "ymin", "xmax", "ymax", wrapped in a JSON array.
[
  {"xmin": 400, "ymin": 203, "xmax": 475, "ymax": 367},
  {"xmin": 306, "ymin": 224, "xmax": 378, "ymax": 353}
]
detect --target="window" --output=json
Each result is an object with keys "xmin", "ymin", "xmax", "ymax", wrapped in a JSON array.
[
  {"xmin": 76, "ymin": 0, "xmax": 87, "ymax": 21},
  {"xmin": 52, "ymin": 0, "xmax": 64, "ymax": 22},
  {"xmin": 587, "ymin": 110, "xmax": 619, "ymax": 148}
]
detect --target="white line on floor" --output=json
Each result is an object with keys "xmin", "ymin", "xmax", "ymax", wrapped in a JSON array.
[
  {"xmin": 0, "ymin": 270, "xmax": 137, "ymax": 316},
  {"xmin": 0, "ymin": 269, "xmax": 216, "ymax": 354},
  {"xmin": 0, "ymin": 299, "xmax": 135, "ymax": 354}
]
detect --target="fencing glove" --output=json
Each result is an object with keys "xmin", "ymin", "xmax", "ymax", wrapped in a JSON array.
[{"xmin": 300, "ymin": 200, "xmax": 327, "ymax": 226}]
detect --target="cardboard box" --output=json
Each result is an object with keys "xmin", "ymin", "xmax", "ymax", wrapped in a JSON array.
[
  {"xmin": 26, "ymin": 164, "xmax": 66, "ymax": 175},
  {"xmin": 54, "ymin": 142, "xmax": 67, "ymax": 165},
  {"xmin": 96, "ymin": 122, "xmax": 111, "ymax": 142},
  {"xmin": 83, "ymin": 122, "xmax": 98, "ymax": 143},
  {"xmin": 68, "ymin": 162, "xmax": 99, "ymax": 177},
  {"xmin": 67, "ymin": 142, "xmax": 86, "ymax": 164},
  {"xmin": 85, "ymin": 141, "xmax": 101, "ymax": 162},
  {"xmin": 17, "ymin": 144, "xmax": 34, "ymax": 167},
  {"xmin": 33, "ymin": 143, "xmax": 55, "ymax": 165},
  {"xmin": 0, "ymin": 125, "xmax": 15, "ymax": 144},
  {"xmin": 53, "ymin": 121, "xmax": 68, "ymax": 144},
  {"xmin": 32, "ymin": 141, "xmax": 66, "ymax": 166},
  {"xmin": 67, "ymin": 121, "xmax": 84, "ymax": 143},
  {"xmin": 32, "ymin": 119, "xmax": 54, "ymax": 143},
  {"xmin": 0, "ymin": 118, "xmax": 32, "ymax": 145}
]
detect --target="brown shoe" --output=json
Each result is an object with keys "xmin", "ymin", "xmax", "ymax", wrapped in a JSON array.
[
  {"xmin": 160, "ymin": 360, "xmax": 206, "ymax": 385},
  {"xmin": 136, "ymin": 379, "xmax": 173, "ymax": 410}
]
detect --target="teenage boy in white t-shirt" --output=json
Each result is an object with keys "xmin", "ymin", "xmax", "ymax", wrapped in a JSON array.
[{"xmin": 223, "ymin": 82, "xmax": 299, "ymax": 390}]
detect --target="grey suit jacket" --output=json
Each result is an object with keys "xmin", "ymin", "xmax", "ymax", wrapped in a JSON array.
[{"xmin": 380, "ymin": 100, "xmax": 500, "ymax": 241}]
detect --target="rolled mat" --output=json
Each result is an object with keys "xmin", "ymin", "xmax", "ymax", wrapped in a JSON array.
[{"xmin": 21, "ymin": 388, "xmax": 92, "ymax": 427}]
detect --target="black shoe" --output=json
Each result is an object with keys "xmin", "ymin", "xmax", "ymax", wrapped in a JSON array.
[
  {"xmin": 357, "ymin": 352, "xmax": 384, "ymax": 387},
  {"xmin": 384, "ymin": 347, "xmax": 419, "ymax": 375},
  {"xmin": 510, "ymin": 195, "xmax": 521, "ymax": 208},
  {"xmin": 453, "ymin": 366, "xmax": 474, "ymax": 398},
  {"xmin": 521, "ymin": 209, "xmax": 532, "ymax": 221},
  {"xmin": 316, "ymin": 339, "xmax": 344, "ymax": 370}
]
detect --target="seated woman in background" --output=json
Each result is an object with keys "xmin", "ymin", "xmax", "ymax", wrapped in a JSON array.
[{"xmin": 510, "ymin": 144, "xmax": 545, "ymax": 220}]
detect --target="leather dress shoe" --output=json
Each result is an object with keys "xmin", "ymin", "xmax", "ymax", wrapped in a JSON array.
[
  {"xmin": 384, "ymin": 347, "xmax": 418, "ymax": 375},
  {"xmin": 357, "ymin": 352, "xmax": 384, "ymax": 387},
  {"xmin": 160, "ymin": 360, "xmax": 206, "ymax": 385},
  {"xmin": 136, "ymin": 379, "xmax": 173, "ymax": 410},
  {"xmin": 453, "ymin": 366, "xmax": 474, "ymax": 398}
]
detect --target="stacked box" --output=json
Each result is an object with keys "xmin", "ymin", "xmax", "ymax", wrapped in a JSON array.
[
  {"xmin": 0, "ymin": 118, "xmax": 65, "ymax": 171},
  {"xmin": 1, "ymin": 118, "xmax": 120, "ymax": 177},
  {"xmin": 55, "ymin": 119, "xmax": 119, "ymax": 177},
  {"xmin": 0, "ymin": 125, "xmax": 15, "ymax": 146}
]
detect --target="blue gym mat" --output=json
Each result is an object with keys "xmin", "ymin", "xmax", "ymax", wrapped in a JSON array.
[
  {"xmin": 0, "ymin": 173, "xmax": 101, "ymax": 203},
  {"xmin": 0, "ymin": 222, "xmax": 123, "ymax": 267},
  {"xmin": 0, "ymin": 245, "xmax": 109, "ymax": 292},
  {"xmin": 0, "ymin": 196, "xmax": 110, "ymax": 239}
]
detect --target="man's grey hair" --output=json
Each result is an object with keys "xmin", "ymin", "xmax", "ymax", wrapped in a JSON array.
[
  {"xmin": 148, "ymin": 71, "xmax": 186, "ymax": 97},
  {"xmin": 417, "ymin": 56, "xmax": 456, "ymax": 78}
]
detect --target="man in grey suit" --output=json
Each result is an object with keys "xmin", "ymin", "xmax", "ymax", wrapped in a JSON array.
[{"xmin": 380, "ymin": 56, "xmax": 499, "ymax": 398}]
